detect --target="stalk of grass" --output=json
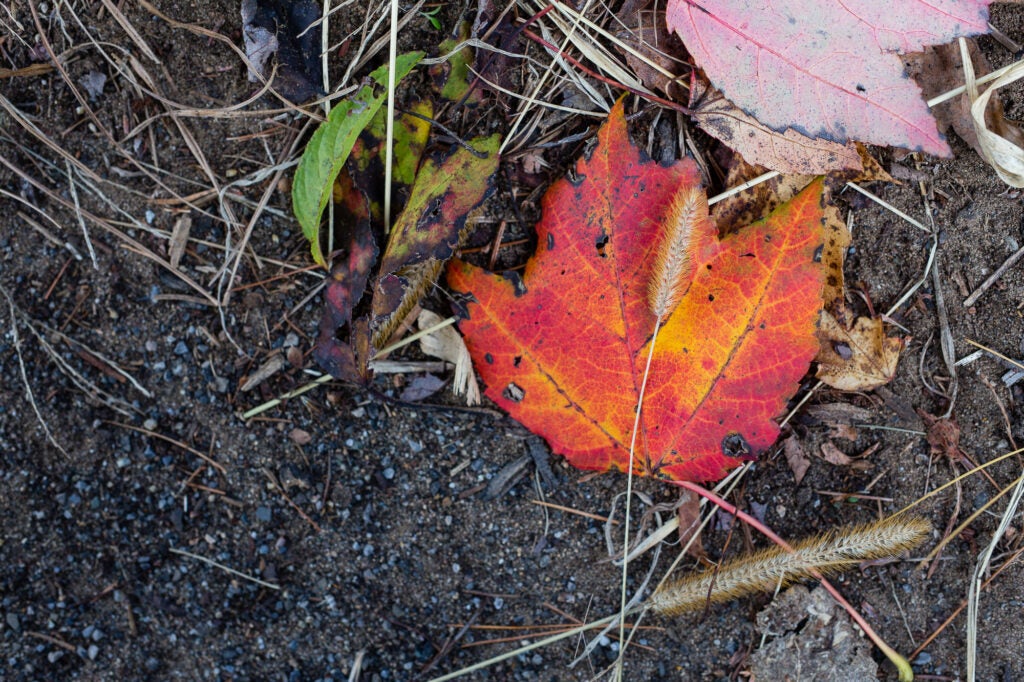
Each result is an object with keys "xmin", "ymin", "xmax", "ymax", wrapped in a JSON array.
[{"xmin": 614, "ymin": 185, "xmax": 704, "ymax": 675}]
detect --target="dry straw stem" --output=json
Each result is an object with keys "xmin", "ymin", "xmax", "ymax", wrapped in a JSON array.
[
  {"xmin": 616, "ymin": 181, "xmax": 707, "ymax": 674},
  {"xmin": 648, "ymin": 515, "xmax": 931, "ymax": 617},
  {"xmin": 967, "ymin": 467, "xmax": 1024, "ymax": 680}
]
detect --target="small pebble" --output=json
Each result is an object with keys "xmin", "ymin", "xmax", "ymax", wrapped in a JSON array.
[{"xmin": 256, "ymin": 506, "xmax": 272, "ymax": 523}]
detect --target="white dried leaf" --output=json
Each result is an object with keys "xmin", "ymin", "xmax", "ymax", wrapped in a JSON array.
[
  {"xmin": 962, "ymin": 38, "xmax": 1024, "ymax": 188},
  {"xmin": 417, "ymin": 309, "xmax": 480, "ymax": 405}
]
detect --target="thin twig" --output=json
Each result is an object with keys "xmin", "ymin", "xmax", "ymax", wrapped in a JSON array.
[
  {"xmin": 1, "ymin": 286, "xmax": 70, "ymax": 458},
  {"xmin": 963, "ymin": 244, "xmax": 1024, "ymax": 307},
  {"xmin": 168, "ymin": 547, "xmax": 280, "ymax": 590}
]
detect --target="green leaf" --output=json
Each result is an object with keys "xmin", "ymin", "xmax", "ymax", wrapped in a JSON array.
[
  {"xmin": 292, "ymin": 51, "xmax": 424, "ymax": 267},
  {"xmin": 433, "ymin": 23, "xmax": 478, "ymax": 104}
]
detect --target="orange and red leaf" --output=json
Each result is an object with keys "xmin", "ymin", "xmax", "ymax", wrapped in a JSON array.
[{"xmin": 448, "ymin": 102, "xmax": 827, "ymax": 482}]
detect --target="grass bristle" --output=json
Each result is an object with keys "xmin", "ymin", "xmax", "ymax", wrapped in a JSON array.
[
  {"xmin": 648, "ymin": 185, "xmax": 705, "ymax": 320},
  {"xmin": 649, "ymin": 515, "xmax": 931, "ymax": 617}
]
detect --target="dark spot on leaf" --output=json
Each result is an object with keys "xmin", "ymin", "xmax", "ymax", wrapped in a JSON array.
[
  {"xmin": 832, "ymin": 341, "xmax": 853, "ymax": 360},
  {"xmin": 827, "ymin": 275, "xmax": 839, "ymax": 287},
  {"xmin": 813, "ymin": 245, "xmax": 824, "ymax": 262},
  {"xmin": 759, "ymin": 322, "xmax": 766, "ymax": 329},
  {"xmin": 708, "ymin": 294, "xmax": 715, "ymax": 302},
  {"xmin": 721, "ymin": 432, "xmax": 751, "ymax": 458},
  {"xmin": 485, "ymin": 353, "xmax": 494, "ymax": 364},
  {"xmin": 764, "ymin": 234, "xmax": 772, "ymax": 242},
  {"xmin": 503, "ymin": 383, "xmax": 525, "ymax": 402},
  {"xmin": 595, "ymin": 232, "xmax": 609, "ymax": 257},
  {"xmin": 547, "ymin": 233, "xmax": 555, "ymax": 250},
  {"xmin": 856, "ymin": 84, "xmax": 866, "ymax": 92},
  {"xmin": 706, "ymin": 264, "xmax": 712, "ymax": 270},
  {"xmin": 513, "ymin": 355, "xmax": 522, "ymax": 367}
]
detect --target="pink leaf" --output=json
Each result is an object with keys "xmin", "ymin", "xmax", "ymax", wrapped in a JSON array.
[{"xmin": 666, "ymin": 0, "xmax": 992, "ymax": 155}]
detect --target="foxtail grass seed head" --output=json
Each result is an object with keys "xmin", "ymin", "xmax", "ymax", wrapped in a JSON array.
[
  {"xmin": 649, "ymin": 515, "xmax": 931, "ymax": 617},
  {"xmin": 648, "ymin": 185, "xmax": 707, "ymax": 321}
]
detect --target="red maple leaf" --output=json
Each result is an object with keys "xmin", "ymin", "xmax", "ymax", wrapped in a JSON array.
[
  {"xmin": 667, "ymin": 0, "xmax": 992, "ymax": 156},
  {"xmin": 448, "ymin": 102, "xmax": 826, "ymax": 482}
]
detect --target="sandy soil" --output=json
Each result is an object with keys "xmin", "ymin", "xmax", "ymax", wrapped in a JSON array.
[{"xmin": 2, "ymin": 1, "xmax": 1024, "ymax": 680}]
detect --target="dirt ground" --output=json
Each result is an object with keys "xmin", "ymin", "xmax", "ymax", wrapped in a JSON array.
[{"xmin": 2, "ymin": 1, "xmax": 1024, "ymax": 680}]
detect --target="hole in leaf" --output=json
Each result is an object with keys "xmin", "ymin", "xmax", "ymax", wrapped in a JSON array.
[
  {"xmin": 503, "ymin": 383, "xmax": 525, "ymax": 403},
  {"xmin": 721, "ymin": 432, "xmax": 751, "ymax": 459}
]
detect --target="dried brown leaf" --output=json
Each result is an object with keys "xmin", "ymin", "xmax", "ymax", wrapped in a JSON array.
[
  {"xmin": 613, "ymin": 7, "xmax": 686, "ymax": 99},
  {"xmin": 676, "ymin": 491, "xmax": 708, "ymax": 562},
  {"xmin": 819, "ymin": 441, "xmax": 853, "ymax": 466},
  {"xmin": 829, "ymin": 424, "xmax": 860, "ymax": 442},
  {"xmin": 690, "ymin": 76, "xmax": 862, "ymax": 175},
  {"xmin": 903, "ymin": 40, "xmax": 995, "ymax": 159},
  {"xmin": 816, "ymin": 311, "xmax": 904, "ymax": 391},
  {"xmin": 783, "ymin": 436, "xmax": 811, "ymax": 485}
]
